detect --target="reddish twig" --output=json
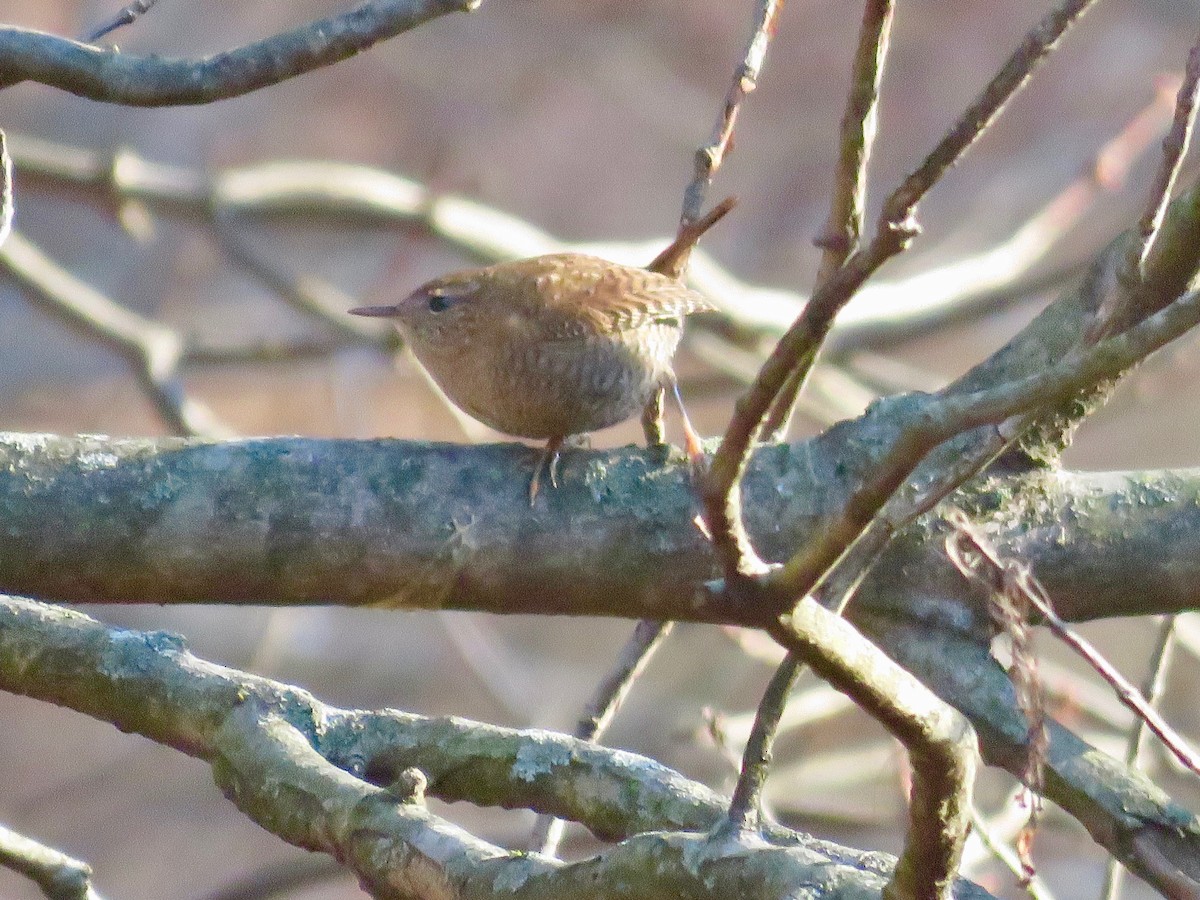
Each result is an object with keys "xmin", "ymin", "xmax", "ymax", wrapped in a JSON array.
[
  {"xmin": 679, "ymin": 0, "xmax": 786, "ymax": 229},
  {"xmin": 84, "ymin": 0, "xmax": 161, "ymax": 42},
  {"xmin": 703, "ymin": 0, "xmax": 1103, "ymax": 582}
]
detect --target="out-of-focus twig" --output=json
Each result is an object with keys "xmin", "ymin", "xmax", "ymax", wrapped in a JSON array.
[
  {"xmin": 528, "ymin": 620, "xmax": 674, "ymax": 856},
  {"xmin": 0, "ymin": 229, "xmax": 230, "ymax": 437},
  {"xmin": 968, "ymin": 806, "xmax": 1056, "ymax": 900},
  {"xmin": 84, "ymin": 0, "xmax": 161, "ymax": 43},
  {"xmin": 0, "ymin": 132, "xmax": 12, "ymax": 249},
  {"xmin": 1098, "ymin": 613, "xmax": 1178, "ymax": 900},
  {"xmin": 212, "ymin": 218, "xmax": 397, "ymax": 347},
  {"xmin": 0, "ymin": 823, "xmax": 103, "ymax": 900}
]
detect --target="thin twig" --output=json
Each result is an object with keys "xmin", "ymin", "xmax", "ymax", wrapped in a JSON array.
[
  {"xmin": 0, "ymin": 823, "xmax": 103, "ymax": 900},
  {"xmin": 0, "ymin": 132, "xmax": 12, "ymax": 249},
  {"xmin": 968, "ymin": 807, "xmax": 1057, "ymax": 900},
  {"xmin": 947, "ymin": 515, "xmax": 1200, "ymax": 778},
  {"xmin": 528, "ymin": 620, "xmax": 674, "ymax": 856},
  {"xmin": 1129, "ymin": 42, "xmax": 1200, "ymax": 282},
  {"xmin": 1090, "ymin": 34, "xmax": 1200, "ymax": 341},
  {"xmin": 1098, "ymin": 613, "xmax": 1179, "ymax": 900},
  {"xmin": 702, "ymin": 0, "xmax": 1103, "ymax": 581},
  {"xmin": 679, "ymin": 0, "xmax": 785, "ymax": 228},
  {"xmin": 762, "ymin": 0, "xmax": 895, "ymax": 442},
  {"xmin": 213, "ymin": 217, "xmax": 396, "ymax": 347},
  {"xmin": 723, "ymin": 653, "xmax": 801, "ymax": 831},
  {"xmin": 84, "ymin": 0, "xmax": 161, "ymax": 43}
]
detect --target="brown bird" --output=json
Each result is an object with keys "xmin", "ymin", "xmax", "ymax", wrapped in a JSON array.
[{"xmin": 350, "ymin": 198, "xmax": 734, "ymax": 502}]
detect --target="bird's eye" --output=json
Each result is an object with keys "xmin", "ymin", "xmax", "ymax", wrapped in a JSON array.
[{"xmin": 428, "ymin": 295, "xmax": 451, "ymax": 313}]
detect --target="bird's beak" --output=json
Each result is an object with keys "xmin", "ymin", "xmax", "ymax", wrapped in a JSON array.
[{"xmin": 347, "ymin": 305, "xmax": 399, "ymax": 318}]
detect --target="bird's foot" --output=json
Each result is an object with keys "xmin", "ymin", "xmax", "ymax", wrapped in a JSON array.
[{"xmin": 529, "ymin": 437, "xmax": 565, "ymax": 506}]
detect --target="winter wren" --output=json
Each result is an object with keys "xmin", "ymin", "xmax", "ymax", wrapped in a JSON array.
[{"xmin": 350, "ymin": 198, "xmax": 734, "ymax": 501}]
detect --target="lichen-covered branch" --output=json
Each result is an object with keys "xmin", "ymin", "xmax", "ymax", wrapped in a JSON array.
[
  {"xmin": 0, "ymin": 432, "xmax": 1198, "ymax": 626},
  {"xmin": 0, "ymin": 596, "xmax": 995, "ymax": 900}
]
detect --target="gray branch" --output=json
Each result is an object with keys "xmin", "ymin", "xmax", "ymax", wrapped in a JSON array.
[
  {"xmin": 0, "ymin": 432, "xmax": 1195, "ymax": 625},
  {"xmin": 0, "ymin": 0, "xmax": 481, "ymax": 106},
  {"xmin": 0, "ymin": 595, "xmax": 993, "ymax": 900}
]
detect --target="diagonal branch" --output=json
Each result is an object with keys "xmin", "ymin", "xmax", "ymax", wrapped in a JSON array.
[
  {"xmin": 679, "ymin": 0, "xmax": 786, "ymax": 230},
  {"xmin": 702, "ymin": 0, "xmax": 1105, "ymax": 581}
]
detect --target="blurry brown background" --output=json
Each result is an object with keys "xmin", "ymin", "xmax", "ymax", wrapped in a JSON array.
[{"xmin": 2, "ymin": 1, "xmax": 1200, "ymax": 897}]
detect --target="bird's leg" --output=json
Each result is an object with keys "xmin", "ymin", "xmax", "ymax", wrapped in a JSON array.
[
  {"xmin": 641, "ymin": 386, "xmax": 667, "ymax": 447},
  {"xmin": 670, "ymin": 378, "xmax": 706, "ymax": 466},
  {"xmin": 529, "ymin": 435, "xmax": 565, "ymax": 505}
]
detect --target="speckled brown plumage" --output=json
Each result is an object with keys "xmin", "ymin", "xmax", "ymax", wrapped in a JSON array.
[{"xmin": 351, "ymin": 199, "xmax": 733, "ymax": 501}]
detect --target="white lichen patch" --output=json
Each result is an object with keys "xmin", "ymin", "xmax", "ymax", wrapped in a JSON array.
[{"xmin": 512, "ymin": 734, "xmax": 574, "ymax": 781}]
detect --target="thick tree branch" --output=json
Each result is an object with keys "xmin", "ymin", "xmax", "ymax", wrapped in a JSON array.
[
  {"xmin": 0, "ymin": 596, "xmax": 995, "ymax": 900},
  {"xmin": 0, "ymin": 0, "xmax": 482, "ymax": 105},
  {"xmin": 0, "ymin": 433, "xmax": 1198, "ymax": 625}
]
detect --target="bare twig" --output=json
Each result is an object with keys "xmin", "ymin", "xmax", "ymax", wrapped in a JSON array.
[
  {"xmin": 1099, "ymin": 614, "xmax": 1179, "ymax": 900},
  {"xmin": 723, "ymin": 653, "xmax": 801, "ymax": 831},
  {"xmin": 947, "ymin": 515, "xmax": 1200, "ymax": 778},
  {"xmin": 679, "ymin": 0, "xmax": 785, "ymax": 229},
  {"xmin": 1128, "ymin": 44, "xmax": 1200, "ymax": 282},
  {"xmin": 968, "ymin": 807, "xmax": 1056, "ymax": 900},
  {"xmin": 528, "ymin": 620, "xmax": 674, "ymax": 856},
  {"xmin": 762, "ymin": 0, "xmax": 896, "ymax": 442},
  {"xmin": 0, "ymin": 823, "xmax": 103, "ymax": 900},
  {"xmin": 0, "ymin": 132, "xmax": 12, "ymax": 249},
  {"xmin": 814, "ymin": 0, "xmax": 896, "ymax": 279},
  {"xmin": 702, "ymin": 0, "xmax": 1103, "ymax": 581},
  {"xmin": 84, "ymin": 0, "xmax": 162, "ymax": 43},
  {"xmin": 1090, "ymin": 35, "xmax": 1200, "ymax": 341},
  {"xmin": 0, "ymin": 0, "xmax": 482, "ymax": 105}
]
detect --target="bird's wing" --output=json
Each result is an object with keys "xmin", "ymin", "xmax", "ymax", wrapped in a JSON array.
[{"xmin": 526, "ymin": 256, "xmax": 715, "ymax": 339}]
